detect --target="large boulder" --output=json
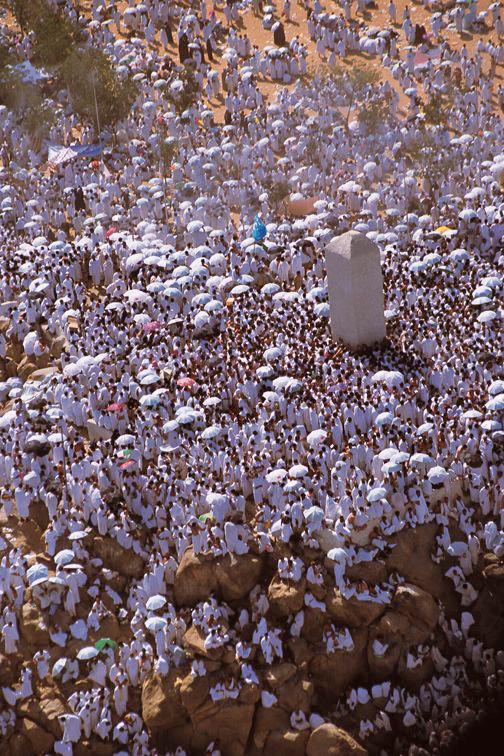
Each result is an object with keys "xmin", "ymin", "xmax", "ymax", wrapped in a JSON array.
[
  {"xmin": 263, "ymin": 663, "xmax": 297, "ymax": 690},
  {"xmin": 93, "ymin": 536, "xmax": 145, "ymax": 578},
  {"xmin": 174, "ymin": 548, "xmax": 263, "ymax": 606},
  {"xmin": 268, "ymin": 577, "xmax": 306, "ymax": 617},
  {"xmin": 472, "ymin": 584, "xmax": 504, "ymax": 648},
  {"xmin": 141, "ymin": 672, "xmax": 188, "ymax": 732},
  {"xmin": 18, "ymin": 718, "xmax": 55, "ymax": 754},
  {"xmin": 307, "ymin": 723, "xmax": 367, "ymax": 756},
  {"xmin": 215, "ymin": 553, "xmax": 264, "ymax": 602},
  {"xmin": 179, "ymin": 672, "xmax": 211, "ymax": 715},
  {"xmin": 174, "ymin": 548, "xmax": 217, "ymax": 606},
  {"xmin": 0, "ymin": 653, "xmax": 17, "ymax": 686},
  {"xmin": 385, "ymin": 523, "xmax": 455, "ymax": 610},
  {"xmin": 397, "ymin": 652, "xmax": 435, "ymax": 690},
  {"xmin": 18, "ymin": 694, "xmax": 67, "ymax": 738},
  {"xmin": 310, "ymin": 628, "xmax": 368, "ymax": 702},
  {"xmin": 190, "ymin": 699, "xmax": 256, "ymax": 756},
  {"xmin": 326, "ymin": 588, "xmax": 386, "ymax": 627},
  {"xmin": 17, "ymin": 357, "xmax": 37, "ymax": 381},
  {"xmin": 276, "ymin": 676, "xmax": 313, "ymax": 714},
  {"xmin": 264, "ymin": 728, "xmax": 310, "ymax": 755},
  {"xmin": 251, "ymin": 706, "xmax": 290, "ymax": 750},
  {"xmin": 2, "ymin": 734, "xmax": 32, "ymax": 756},
  {"xmin": 391, "ymin": 583, "xmax": 439, "ymax": 640},
  {"xmin": 20, "ymin": 602, "xmax": 50, "ymax": 646},
  {"xmin": 183, "ymin": 624, "xmax": 225, "ymax": 660},
  {"xmin": 366, "ymin": 630, "xmax": 402, "ymax": 681},
  {"xmin": 346, "ymin": 560, "xmax": 388, "ymax": 584}
]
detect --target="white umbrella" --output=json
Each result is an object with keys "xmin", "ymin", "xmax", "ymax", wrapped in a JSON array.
[
  {"xmin": 289, "ymin": 464, "xmax": 309, "ymax": 479},
  {"xmin": 0, "ymin": 410, "xmax": 16, "ymax": 428},
  {"xmin": 146, "ymin": 595, "xmax": 167, "ymax": 611},
  {"xmin": 264, "ymin": 347, "xmax": 283, "ymax": 362},
  {"xmin": 367, "ymin": 487, "xmax": 387, "ymax": 502},
  {"xmin": 486, "ymin": 395, "xmax": 504, "ymax": 411},
  {"xmin": 472, "ymin": 296, "xmax": 492, "ymax": 306},
  {"xmin": 481, "ymin": 420, "xmax": 501, "ymax": 431},
  {"xmin": 461, "ymin": 409, "xmax": 483, "ymax": 420},
  {"xmin": 392, "ymin": 451, "xmax": 410, "ymax": 464},
  {"xmin": 488, "ymin": 380, "xmax": 504, "ymax": 396},
  {"xmin": 77, "ymin": 646, "xmax": 99, "ymax": 661},
  {"xmin": 378, "ymin": 447, "xmax": 399, "ymax": 460},
  {"xmin": 266, "ymin": 468, "xmax": 288, "ymax": 484},
  {"xmin": 416, "ymin": 422, "xmax": 434, "ymax": 436},
  {"xmin": 145, "ymin": 616, "xmax": 168, "ymax": 632},
  {"xmin": 477, "ymin": 310, "xmax": 497, "ymax": 324},
  {"xmin": 124, "ymin": 289, "xmax": 152, "ymax": 304},
  {"xmin": 382, "ymin": 460, "xmax": 401, "ymax": 474},
  {"xmin": 410, "ymin": 453, "xmax": 434, "ymax": 467},
  {"xmin": 203, "ymin": 396, "xmax": 221, "ymax": 407},
  {"xmin": 63, "ymin": 363, "xmax": 82, "ymax": 378},
  {"xmin": 140, "ymin": 373, "xmax": 161, "ymax": 386},
  {"xmin": 305, "ymin": 505, "xmax": 325, "ymax": 523},
  {"xmin": 375, "ymin": 411, "xmax": 394, "ymax": 427},
  {"xmin": 428, "ymin": 466, "xmax": 449, "ymax": 484},
  {"xmin": 54, "ymin": 549, "xmax": 74, "ymax": 566},
  {"xmin": 307, "ymin": 429, "xmax": 327, "ymax": 447},
  {"xmin": 201, "ymin": 425, "xmax": 221, "ymax": 440},
  {"xmin": 339, "ymin": 181, "xmax": 361, "ymax": 193},
  {"xmin": 116, "ymin": 434, "xmax": 136, "ymax": 446}
]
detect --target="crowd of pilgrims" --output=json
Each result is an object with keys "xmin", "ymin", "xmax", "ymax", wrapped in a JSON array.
[{"xmin": 0, "ymin": 0, "xmax": 503, "ymax": 754}]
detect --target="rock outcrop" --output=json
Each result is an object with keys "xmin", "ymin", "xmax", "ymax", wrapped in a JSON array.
[
  {"xmin": 174, "ymin": 547, "xmax": 263, "ymax": 606},
  {"xmin": 307, "ymin": 723, "xmax": 367, "ymax": 755}
]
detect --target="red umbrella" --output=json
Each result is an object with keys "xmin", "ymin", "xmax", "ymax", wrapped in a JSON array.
[
  {"xmin": 105, "ymin": 226, "xmax": 118, "ymax": 239},
  {"xmin": 119, "ymin": 460, "xmax": 136, "ymax": 470},
  {"xmin": 106, "ymin": 402, "xmax": 126, "ymax": 412},
  {"xmin": 177, "ymin": 377, "xmax": 196, "ymax": 388},
  {"xmin": 143, "ymin": 321, "xmax": 162, "ymax": 333}
]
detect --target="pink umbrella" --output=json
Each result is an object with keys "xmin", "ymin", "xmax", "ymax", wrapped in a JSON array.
[
  {"xmin": 177, "ymin": 376, "xmax": 196, "ymax": 388},
  {"xmin": 106, "ymin": 402, "xmax": 126, "ymax": 412},
  {"xmin": 143, "ymin": 321, "xmax": 162, "ymax": 333},
  {"xmin": 105, "ymin": 226, "xmax": 118, "ymax": 239},
  {"xmin": 413, "ymin": 51, "xmax": 429, "ymax": 68}
]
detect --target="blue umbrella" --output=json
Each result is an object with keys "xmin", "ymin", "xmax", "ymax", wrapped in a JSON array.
[
  {"xmin": 146, "ymin": 616, "xmax": 168, "ymax": 632},
  {"xmin": 252, "ymin": 215, "xmax": 267, "ymax": 242},
  {"xmin": 77, "ymin": 646, "xmax": 99, "ymax": 661},
  {"xmin": 52, "ymin": 658, "xmax": 68, "ymax": 677},
  {"xmin": 27, "ymin": 563, "xmax": 49, "ymax": 585}
]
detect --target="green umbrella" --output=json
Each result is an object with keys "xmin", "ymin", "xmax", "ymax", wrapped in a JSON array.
[
  {"xmin": 95, "ymin": 638, "xmax": 117, "ymax": 651},
  {"xmin": 117, "ymin": 448, "xmax": 134, "ymax": 459},
  {"xmin": 198, "ymin": 513, "xmax": 213, "ymax": 522}
]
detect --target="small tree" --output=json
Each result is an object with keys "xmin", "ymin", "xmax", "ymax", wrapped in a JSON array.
[
  {"xmin": 21, "ymin": 100, "xmax": 55, "ymax": 139},
  {"xmin": 403, "ymin": 131, "xmax": 457, "ymax": 196},
  {"xmin": 166, "ymin": 65, "xmax": 201, "ymax": 115},
  {"xmin": 325, "ymin": 63, "xmax": 381, "ymax": 133},
  {"xmin": 423, "ymin": 91, "xmax": 454, "ymax": 128},
  {"xmin": 61, "ymin": 48, "xmax": 137, "ymax": 136},
  {"xmin": 0, "ymin": 0, "xmax": 31, "ymax": 32},
  {"xmin": 0, "ymin": 67, "xmax": 38, "ymax": 111},
  {"xmin": 269, "ymin": 179, "xmax": 289, "ymax": 206},
  {"xmin": 2, "ymin": 0, "xmax": 80, "ymax": 65},
  {"xmin": 358, "ymin": 96, "xmax": 390, "ymax": 134}
]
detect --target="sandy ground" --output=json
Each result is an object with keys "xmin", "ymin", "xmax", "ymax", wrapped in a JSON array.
[{"xmin": 73, "ymin": 0, "xmax": 502, "ymax": 121}]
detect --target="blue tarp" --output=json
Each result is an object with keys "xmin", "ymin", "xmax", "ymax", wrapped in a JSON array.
[{"xmin": 47, "ymin": 142, "xmax": 105, "ymax": 166}]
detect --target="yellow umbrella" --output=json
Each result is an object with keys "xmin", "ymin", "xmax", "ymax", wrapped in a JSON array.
[{"xmin": 434, "ymin": 225, "xmax": 453, "ymax": 235}]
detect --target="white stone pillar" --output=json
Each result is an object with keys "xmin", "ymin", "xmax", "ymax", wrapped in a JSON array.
[{"xmin": 325, "ymin": 230, "xmax": 386, "ymax": 348}]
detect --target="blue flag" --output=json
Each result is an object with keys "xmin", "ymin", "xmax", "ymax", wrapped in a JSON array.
[{"xmin": 252, "ymin": 215, "xmax": 267, "ymax": 242}]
